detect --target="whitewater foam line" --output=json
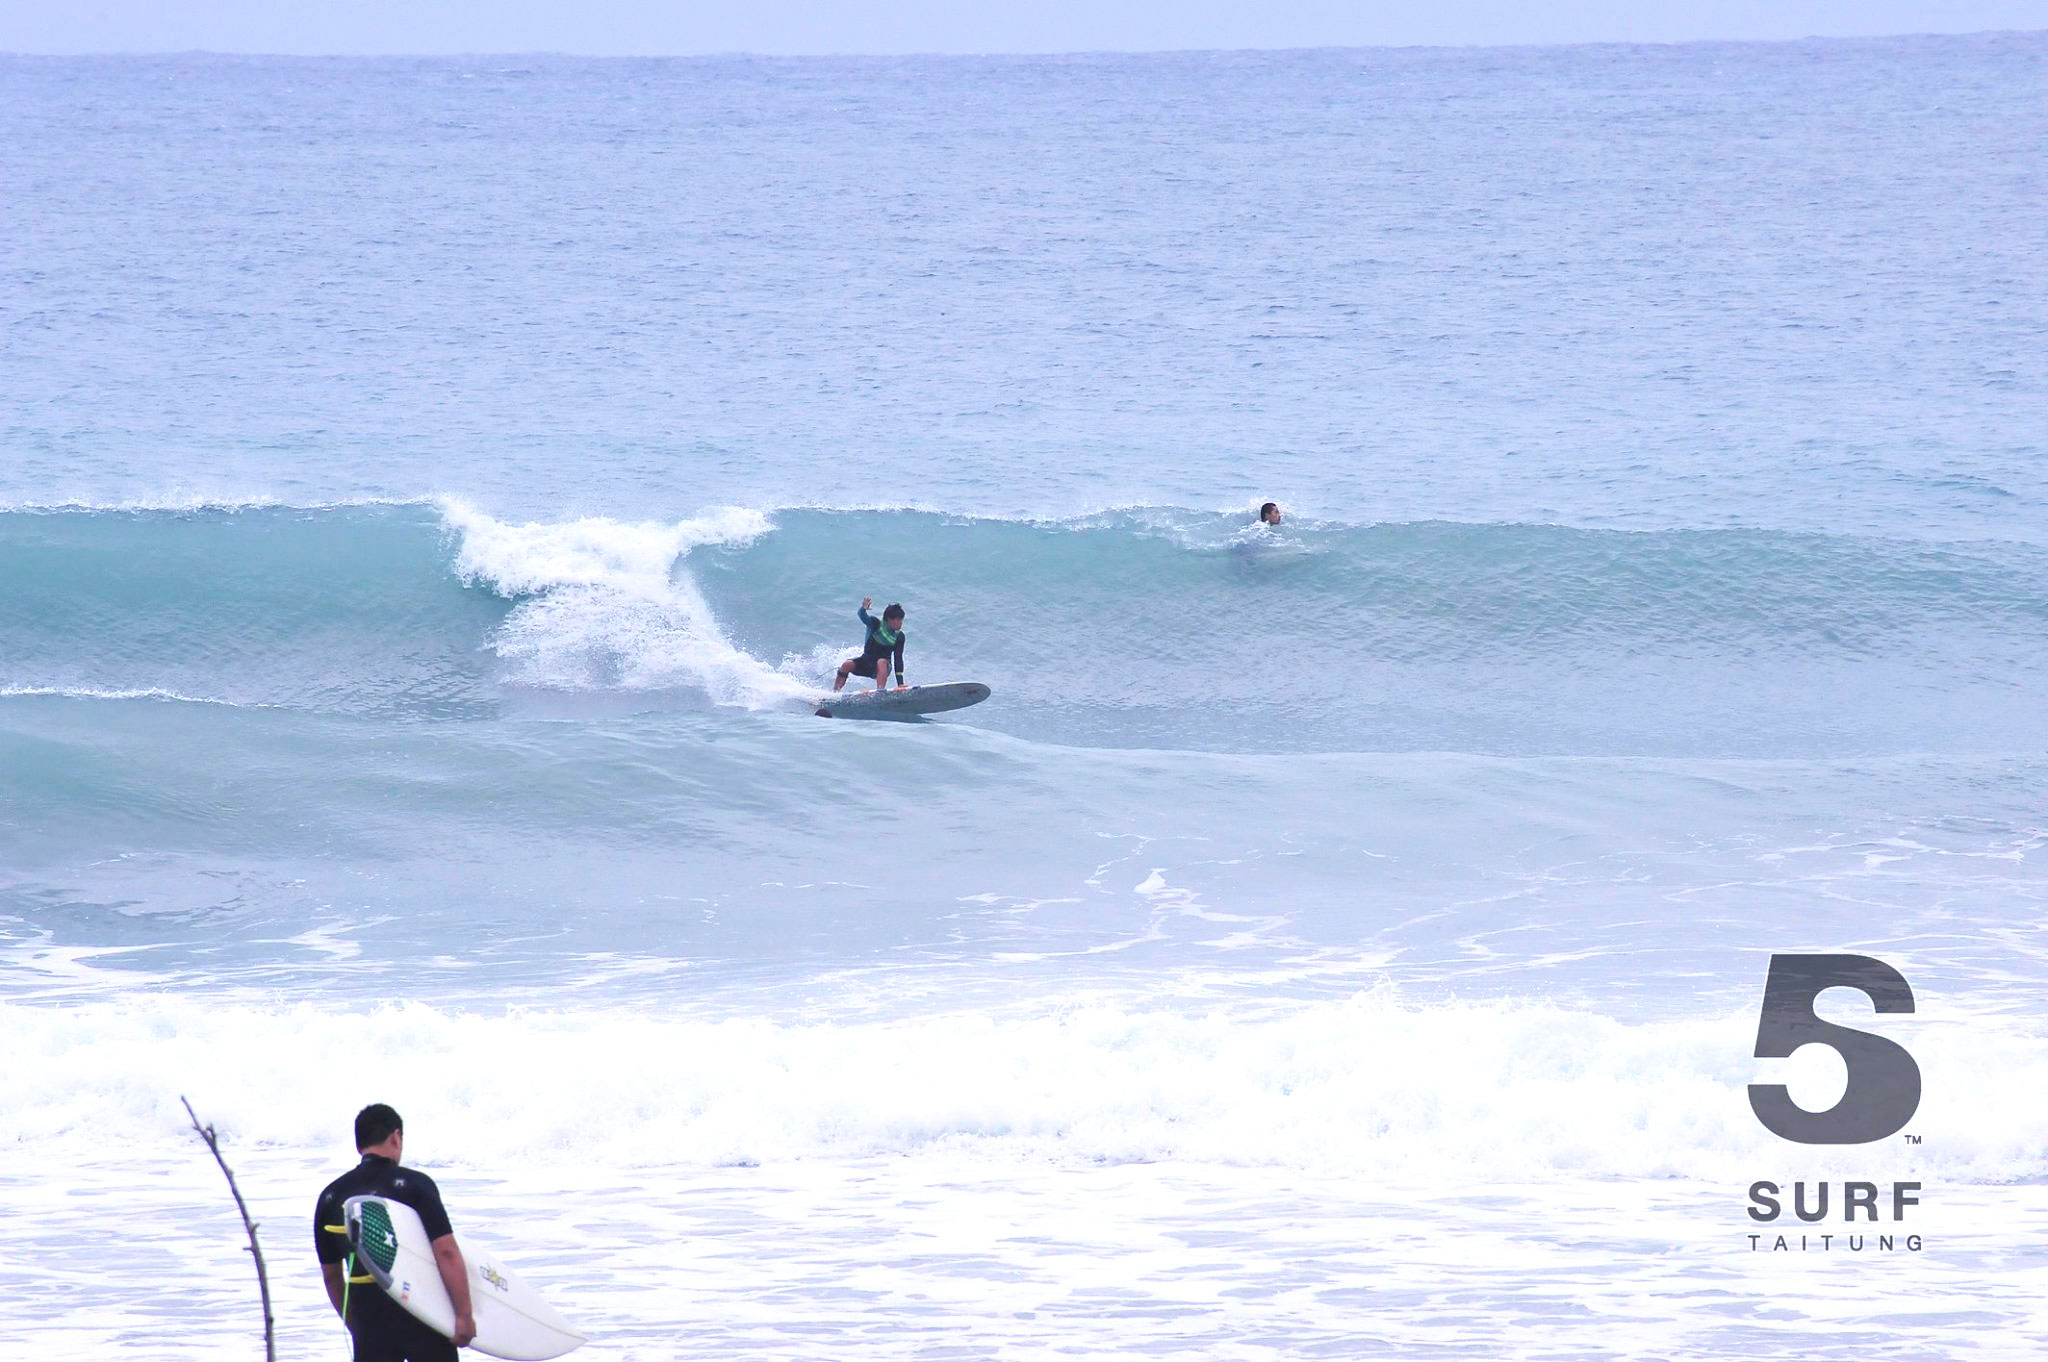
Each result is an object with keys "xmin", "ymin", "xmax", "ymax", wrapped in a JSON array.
[
  {"xmin": 0, "ymin": 685, "xmax": 269, "ymax": 707},
  {"xmin": 0, "ymin": 991, "xmax": 2033, "ymax": 1182},
  {"xmin": 664, "ymin": 497, "xmax": 1353, "ymax": 534},
  {"xmin": 9, "ymin": 493, "xmax": 2036, "ymax": 555},
  {"xmin": 437, "ymin": 499, "xmax": 815, "ymax": 706},
  {"xmin": 0, "ymin": 492, "xmax": 438, "ymax": 514},
  {"xmin": 0, "ymin": 490, "xmax": 1357, "ymax": 534},
  {"xmin": 7, "ymin": 492, "xmax": 1963, "ymax": 545}
]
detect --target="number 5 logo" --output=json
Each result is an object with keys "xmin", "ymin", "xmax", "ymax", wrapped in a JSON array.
[{"xmin": 1748, "ymin": 954, "xmax": 1921, "ymax": 1144}]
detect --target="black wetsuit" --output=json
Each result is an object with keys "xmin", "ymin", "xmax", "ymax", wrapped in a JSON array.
[
  {"xmin": 313, "ymin": 1154, "xmax": 460, "ymax": 1362},
  {"xmin": 846, "ymin": 606, "xmax": 906, "ymax": 683}
]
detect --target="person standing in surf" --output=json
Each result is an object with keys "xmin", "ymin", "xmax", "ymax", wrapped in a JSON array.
[
  {"xmin": 833, "ymin": 596, "xmax": 907, "ymax": 692},
  {"xmin": 313, "ymin": 1104, "xmax": 475, "ymax": 1361}
]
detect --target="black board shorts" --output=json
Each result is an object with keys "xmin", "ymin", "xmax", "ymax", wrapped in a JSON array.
[{"xmin": 844, "ymin": 654, "xmax": 884, "ymax": 678}]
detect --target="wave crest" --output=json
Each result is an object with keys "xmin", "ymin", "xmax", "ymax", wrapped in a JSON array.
[{"xmin": 442, "ymin": 500, "xmax": 809, "ymax": 705}]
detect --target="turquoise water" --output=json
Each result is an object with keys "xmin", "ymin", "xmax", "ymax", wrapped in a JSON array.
[{"xmin": 4, "ymin": 34, "xmax": 2047, "ymax": 1360}]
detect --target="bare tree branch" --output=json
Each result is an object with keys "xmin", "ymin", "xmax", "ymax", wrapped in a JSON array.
[{"xmin": 182, "ymin": 1095, "xmax": 277, "ymax": 1362}]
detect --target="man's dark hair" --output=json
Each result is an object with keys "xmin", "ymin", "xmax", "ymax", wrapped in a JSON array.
[
  {"xmin": 883, "ymin": 603, "xmax": 905, "ymax": 621},
  {"xmin": 355, "ymin": 1103, "xmax": 403, "ymax": 1150},
  {"xmin": 1260, "ymin": 502, "xmax": 1279, "ymax": 521}
]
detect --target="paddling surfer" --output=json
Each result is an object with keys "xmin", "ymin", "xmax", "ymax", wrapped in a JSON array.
[
  {"xmin": 833, "ymin": 597, "xmax": 908, "ymax": 693},
  {"xmin": 314, "ymin": 1104, "xmax": 476, "ymax": 1360}
]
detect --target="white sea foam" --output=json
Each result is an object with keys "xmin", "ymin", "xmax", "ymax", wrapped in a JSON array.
[
  {"xmin": 0, "ymin": 684, "xmax": 262, "ymax": 706},
  {"xmin": 6, "ymin": 992, "xmax": 2037, "ymax": 1185},
  {"xmin": 438, "ymin": 499, "xmax": 813, "ymax": 707},
  {"xmin": 0, "ymin": 492, "xmax": 435, "ymax": 514}
]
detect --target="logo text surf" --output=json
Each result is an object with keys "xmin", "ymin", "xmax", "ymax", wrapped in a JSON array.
[{"xmin": 1742, "ymin": 955, "xmax": 1923, "ymax": 1253}]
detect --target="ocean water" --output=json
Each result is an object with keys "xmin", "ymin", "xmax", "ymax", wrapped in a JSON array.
[{"xmin": 4, "ymin": 33, "xmax": 2048, "ymax": 1360}]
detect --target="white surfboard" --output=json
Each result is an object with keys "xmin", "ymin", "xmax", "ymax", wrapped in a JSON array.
[
  {"xmin": 813, "ymin": 680, "xmax": 991, "ymax": 720},
  {"xmin": 345, "ymin": 1194, "xmax": 586, "ymax": 1361}
]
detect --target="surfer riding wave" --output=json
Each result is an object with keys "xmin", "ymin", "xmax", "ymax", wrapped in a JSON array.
[{"xmin": 834, "ymin": 597, "xmax": 907, "ymax": 693}]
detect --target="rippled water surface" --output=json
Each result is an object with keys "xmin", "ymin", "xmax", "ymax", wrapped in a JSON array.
[{"xmin": 3, "ymin": 33, "xmax": 2045, "ymax": 1360}]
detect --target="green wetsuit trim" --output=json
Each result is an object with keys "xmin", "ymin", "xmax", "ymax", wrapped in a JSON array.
[{"xmin": 856, "ymin": 606, "xmax": 906, "ymax": 684}]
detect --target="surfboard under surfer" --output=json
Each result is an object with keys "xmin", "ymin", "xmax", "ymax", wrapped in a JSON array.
[
  {"xmin": 833, "ymin": 597, "xmax": 907, "ymax": 693},
  {"xmin": 314, "ymin": 1103, "xmax": 476, "ymax": 1360}
]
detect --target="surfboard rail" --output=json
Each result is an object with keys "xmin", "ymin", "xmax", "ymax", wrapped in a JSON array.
[{"xmin": 813, "ymin": 680, "xmax": 992, "ymax": 719}]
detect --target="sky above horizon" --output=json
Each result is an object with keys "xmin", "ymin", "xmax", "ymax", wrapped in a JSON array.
[{"xmin": 1, "ymin": 0, "xmax": 2043, "ymax": 56}]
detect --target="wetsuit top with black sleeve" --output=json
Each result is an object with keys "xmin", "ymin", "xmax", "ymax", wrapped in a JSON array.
[
  {"xmin": 856, "ymin": 606, "xmax": 906, "ymax": 683},
  {"xmin": 314, "ymin": 1153, "xmax": 458, "ymax": 1358}
]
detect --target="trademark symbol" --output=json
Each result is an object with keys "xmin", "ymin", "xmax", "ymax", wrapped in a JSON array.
[{"xmin": 1904, "ymin": 1134, "xmax": 1922, "ymax": 1145}]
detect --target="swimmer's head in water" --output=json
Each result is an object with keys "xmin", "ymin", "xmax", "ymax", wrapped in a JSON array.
[{"xmin": 1259, "ymin": 502, "xmax": 1281, "ymax": 524}]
